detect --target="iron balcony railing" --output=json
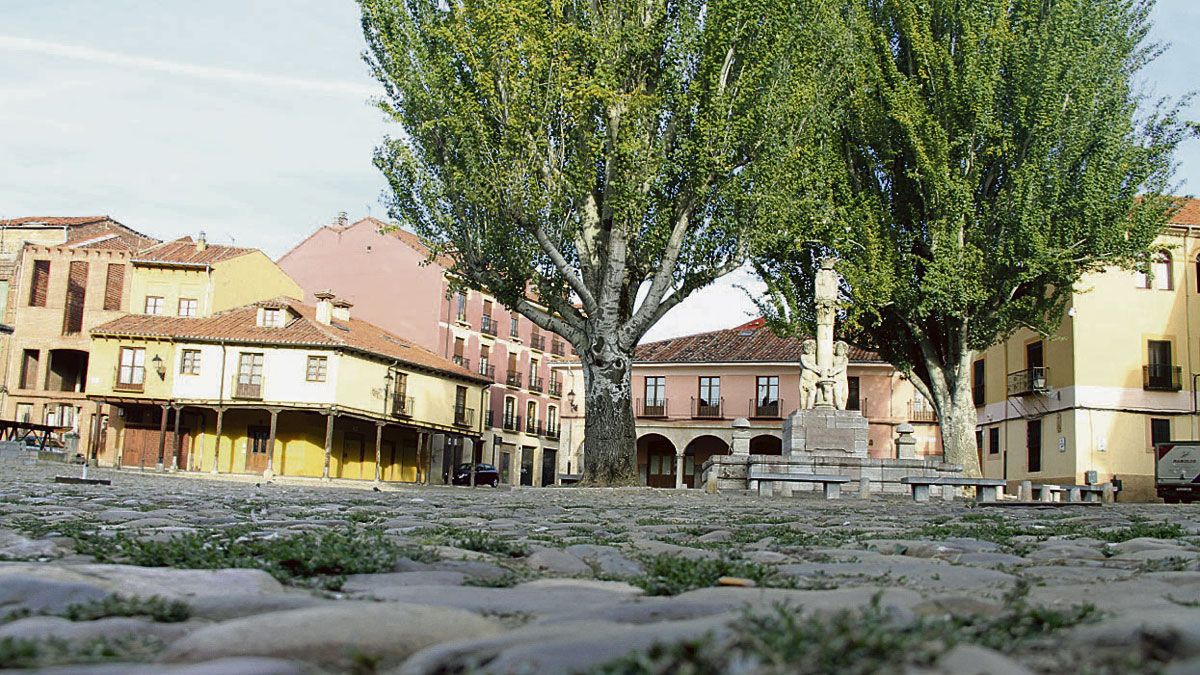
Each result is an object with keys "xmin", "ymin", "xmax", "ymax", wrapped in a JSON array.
[
  {"xmin": 525, "ymin": 418, "xmax": 542, "ymax": 435},
  {"xmin": 909, "ymin": 402, "xmax": 938, "ymax": 423},
  {"xmin": 548, "ymin": 380, "xmax": 562, "ymax": 397},
  {"xmin": 506, "ymin": 371, "xmax": 523, "ymax": 388},
  {"xmin": 480, "ymin": 315, "xmax": 497, "ymax": 336},
  {"xmin": 503, "ymin": 413, "xmax": 521, "ymax": 431},
  {"xmin": 478, "ymin": 363, "xmax": 496, "ymax": 381},
  {"xmin": 692, "ymin": 397, "xmax": 723, "ymax": 419},
  {"xmin": 545, "ymin": 423, "xmax": 560, "ymax": 439},
  {"xmin": 530, "ymin": 334, "xmax": 546, "ymax": 351},
  {"xmin": 1007, "ymin": 367, "xmax": 1049, "ymax": 396},
  {"xmin": 234, "ymin": 381, "xmax": 263, "ymax": 400},
  {"xmin": 1144, "ymin": 364, "xmax": 1183, "ymax": 391},
  {"xmin": 551, "ymin": 340, "xmax": 565, "ymax": 356},
  {"xmin": 751, "ymin": 399, "xmax": 784, "ymax": 419},
  {"xmin": 452, "ymin": 355, "xmax": 470, "ymax": 370},
  {"xmin": 454, "ymin": 405, "xmax": 475, "ymax": 428},
  {"xmin": 392, "ymin": 395, "xmax": 415, "ymax": 417},
  {"xmin": 637, "ymin": 398, "xmax": 667, "ymax": 417},
  {"xmin": 529, "ymin": 376, "xmax": 544, "ymax": 393},
  {"xmin": 484, "ymin": 410, "xmax": 494, "ymax": 428}
]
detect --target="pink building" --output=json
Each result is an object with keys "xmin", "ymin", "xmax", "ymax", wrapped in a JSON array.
[
  {"xmin": 555, "ymin": 318, "xmax": 943, "ymax": 488},
  {"xmin": 278, "ymin": 216, "xmax": 570, "ymax": 486}
]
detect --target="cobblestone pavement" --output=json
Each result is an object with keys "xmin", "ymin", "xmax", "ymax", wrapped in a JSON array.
[{"xmin": 0, "ymin": 463, "xmax": 1197, "ymax": 674}]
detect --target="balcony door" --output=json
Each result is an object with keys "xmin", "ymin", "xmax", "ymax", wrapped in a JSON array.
[
  {"xmin": 1025, "ymin": 341, "xmax": 1043, "ymax": 369},
  {"xmin": 1147, "ymin": 340, "xmax": 1173, "ymax": 390},
  {"xmin": 236, "ymin": 353, "xmax": 264, "ymax": 399}
]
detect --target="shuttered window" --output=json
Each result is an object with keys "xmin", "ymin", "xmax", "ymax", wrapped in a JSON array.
[
  {"xmin": 103, "ymin": 264, "xmax": 125, "ymax": 310},
  {"xmin": 62, "ymin": 261, "xmax": 88, "ymax": 335},
  {"xmin": 28, "ymin": 260, "xmax": 50, "ymax": 307}
]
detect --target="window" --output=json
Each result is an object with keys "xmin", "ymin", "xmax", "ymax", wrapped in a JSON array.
[
  {"xmin": 988, "ymin": 427, "xmax": 1000, "ymax": 455},
  {"xmin": 698, "ymin": 377, "xmax": 720, "ymax": 405},
  {"xmin": 529, "ymin": 358, "xmax": 539, "ymax": 379},
  {"xmin": 260, "ymin": 308, "xmax": 283, "ymax": 327},
  {"xmin": 306, "ymin": 355, "xmax": 328, "ymax": 382},
  {"xmin": 28, "ymin": 260, "xmax": 49, "ymax": 307},
  {"xmin": 248, "ymin": 426, "xmax": 271, "ymax": 456},
  {"xmin": 1026, "ymin": 419, "xmax": 1042, "ymax": 473},
  {"xmin": 847, "ymin": 376, "xmax": 861, "ymax": 411},
  {"xmin": 756, "ymin": 376, "xmax": 779, "ymax": 405},
  {"xmin": 117, "ymin": 347, "xmax": 146, "ymax": 387},
  {"xmin": 453, "ymin": 337, "xmax": 465, "ymax": 366},
  {"xmin": 479, "ymin": 344, "xmax": 491, "ymax": 373},
  {"xmin": 19, "ymin": 349, "xmax": 39, "ymax": 389},
  {"xmin": 15, "ymin": 403, "xmax": 32, "ymax": 423},
  {"xmin": 236, "ymin": 353, "xmax": 264, "ymax": 398},
  {"xmin": 1026, "ymin": 341, "xmax": 1043, "ymax": 369},
  {"xmin": 103, "ymin": 263, "xmax": 125, "ymax": 310},
  {"xmin": 504, "ymin": 396, "xmax": 517, "ymax": 427},
  {"xmin": 547, "ymin": 406, "xmax": 558, "ymax": 434},
  {"xmin": 972, "ymin": 359, "xmax": 985, "ymax": 406},
  {"xmin": 454, "ymin": 386, "xmax": 469, "ymax": 425},
  {"xmin": 1150, "ymin": 418, "xmax": 1171, "ymax": 448},
  {"xmin": 179, "ymin": 349, "xmax": 201, "ymax": 375},
  {"xmin": 62, "ymin": 261, "xmax": 88, "ymax": 335},
  {"xmin": 527, "ymin": 400, "xmax": 538, "ymax": 426},
  {"xmin": 144, "ymin": 296, "xmax": 164, "ymax": 315},
  {"xmin": 456, "ymin": 293, "xmax": 467, "ymax": 321},
  {"xmin": 976, "ymin": 429, "xmax": 984, "ymax": 453},
  {"xmin": 645, "ymin": 376, "xmax": 665, "ymax": 404},
  {"xmin": 510, "ymin": 312, "xmax": 519, "ymax": 337},
  {"xmin": 178, "ymin": 298, "xmax": 198, "ymax": 317},
  {"xmin": 1137, "ymin": 251, "xmax": 1174, "ymax": 290},
  {"xmin": 1146, "ymin": 340, "xmax": 1177, "ymax": 390}
]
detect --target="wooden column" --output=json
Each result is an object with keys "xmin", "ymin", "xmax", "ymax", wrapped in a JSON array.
[
  {"xmin": 374, "ymin": 422, "xmax": 384, "ymax": 483},
  {"xmin": 212, "ymin": 407, "xmax": 225, "ymax": 474},
  {"xmin": 322, "ymin": 410, "xmax": 334, "ymax": 480},
  {"xmin": 156, "ymin": 403, "xmax": 169, "ymax": 472},
  {"xmin": 265, "ymin": 408, "xmax": 279, "ymax": 476},
  {"xmin": 170, "ymin": 405, "xmax": 182, "ymax": 472}
]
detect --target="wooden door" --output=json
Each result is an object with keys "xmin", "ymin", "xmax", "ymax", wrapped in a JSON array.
[
  {"xmin": 245, "ymin": 426, "xmax": 270, "ymax": 474},
  {"xmin": 646, "ymin": 447, "xmax": 676, "ymax": 488},
  {"xmin": 340, "ymin": 433, "xmax": 365, "ymax": 479}
]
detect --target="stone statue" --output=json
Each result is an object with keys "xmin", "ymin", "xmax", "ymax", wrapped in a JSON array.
[
  {"xmin": 799, "ymin": 340, "xmax": 819, "ymax": 409},
  {"xmin": 799, "ymin": 258, "xmax": 850, "ymax": 409}
]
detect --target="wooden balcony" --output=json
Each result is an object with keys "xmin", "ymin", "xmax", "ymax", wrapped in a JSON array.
[
  {"xmin": 234, "ymin": 382, "xmax": 263, "ymax": 400},
  {"xmin": 909, "ymin": 402, "xmax": 938, "ymax": 423}
]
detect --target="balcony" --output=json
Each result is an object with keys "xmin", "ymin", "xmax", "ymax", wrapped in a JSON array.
[
  {"xmin": 525, "ymin": 418, "xmax": 542, "ymax": 435},
  {"xmin": 545, "ymin": 424, "xmax": 560, "ymax": 440},
  {"xmin": 484, "ymin": 410, "xmax": 494, "ymax": 428},
  {"xmin": 548, "ymin": 380, "xmax": 562, "ymax": 398},
  {"xmin": 529, "ymin": 376, "xmax": 544, "ymax": 393},
  {"xmin": 452, "ymin": 355, "xmax": 470, "ymax": 370},
  {"xmin": 750, "ymin": 399, "xmax": 784, "ymax": 419},
  {"xmin": 454, "ymin": 405, "xmax": 475, "ymax": 428},
  {"xmin": 505, "ymin": 372, "xmax": 523, "ymax": 388},
  {"xmin": 392, "ymin": 395, "xmax": 415, "ymax": 417},
  {"xmin": 234, "ymin": 382, "xmax": 263, "ymax": 400},
  {"xmin": 1144, "ymin": 364, "xmax": 1183, "ymax": 392},
  {"xmin": 113, "ymin": 379, "xmax": 144, "ymax": 393},
  {"xmin": 1007, "ymin": 367, "xmax": 1049, "ymax": 396},
  {"xmin": 480, "ymin": 315, "xmax": 497, "ymax": 336},
  {"xmin": 478, "ymin": 363, "xmax": 496, "ymax": 381},
  {"xmin": 551, "ymin": 340, "xmax": 565, "ymax": 356},
  {"xmin": 503, "ymin": 414, "xmax": 521, "ymax": 432},
  {"xmin": 530, "ymin": 334, "xmax": 546, "ymax": 351},
  {"xmin": 909, "ymin": 402, "xmax": 938, "ymax": 423},
  {"xmin": 638, "ymin": 398, "xmax": 668, "ymax": 418},
  {"xmin": 692, "ymin": 397, "xmax": 723, "ymax": 419}
]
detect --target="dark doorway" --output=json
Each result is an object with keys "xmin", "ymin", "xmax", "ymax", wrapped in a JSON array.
[
  {"xmin": 541, "ymin": 449, "xmax": 557, "ymax": 486},
  {"xmin": 637, "ymin": 434, "xmax": 677, "ymax": 488},
  {"xmin": 520, "ymin": 446, "xmax": 534, "ymax": 486},
  {"xmin": 1026, "ymin": 419, "xmax": 1042, "ymax": 473},
  {"xmin": 749, "ymin": 434, "xmax": 782, "ymax": 455}
]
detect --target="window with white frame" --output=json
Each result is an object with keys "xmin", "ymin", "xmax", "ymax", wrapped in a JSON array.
[
  {"xmin": 117, "ymin": 347, "xmax": 145, "ymax": 386},
  {"xmin": 144, "ymin": 296, "xmax": 164, "ymax": 315},
  {"xmin": 178, "ymin": 298, "xmax": 198, "ymax": 317},
  {"xmin": 306, "ymin": 355, "xmax": 328, "ymax": 382},
  {"xmin": 179, "ymin": 349, "xmax": 201, "ymax": 375}
]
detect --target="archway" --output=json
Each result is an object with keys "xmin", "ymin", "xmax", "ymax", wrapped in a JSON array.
[
  {"xmin": 636, "ymin": 433, "xmax": 677, "ymax": 488},
  {"xmin": 683, "ymin": 434, "xmax": 729, "ymax": 489},
  {"xmin": 749, "ymin": 434, "xmax": 783, "ymax": 455}
]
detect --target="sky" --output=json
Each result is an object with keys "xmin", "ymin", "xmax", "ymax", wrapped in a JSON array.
[{"xmin": 2, "ymin": 1, "xmax": 1197, "ymax": 343}]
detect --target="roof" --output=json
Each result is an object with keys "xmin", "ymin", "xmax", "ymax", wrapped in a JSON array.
[
  {"xmin": 91, "ymin": 298, "xmax": 491, "ymax": 385},
  {"xmin": 132, "ymin": 237, "xmax": 256, "ymax": 266},
  {"xmin": 0, "ymin": 216, "xmax": 158, "ymax": 251},
  {"xmin": 633, "ymin": 318, "xmax": 881, "ymax": 364},
  {"xmin": 0, "ymin": 216, "xmax": 111, "ymax": 227},
  {"xmin": 1171, "ymin": 197, "xmax": 1200, "ymax": 226}
]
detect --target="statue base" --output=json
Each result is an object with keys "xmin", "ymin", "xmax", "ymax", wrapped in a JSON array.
[{"xmin": 782, "ymin": 405, "xmax": 869, "ymax": 459}]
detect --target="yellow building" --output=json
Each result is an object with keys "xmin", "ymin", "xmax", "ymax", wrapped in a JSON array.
[
  {"xmin": 88, "ymin": 293, "xmax": 491, "ymax": 482},
  {"xmin": 975, "ymin": 199, "xmax": 1200, "ymax": 501}
]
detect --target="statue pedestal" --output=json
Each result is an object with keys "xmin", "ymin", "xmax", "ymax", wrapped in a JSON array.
[{"xmin": 782, "ymin": 405, "xmax": 869, "ymax": 459}]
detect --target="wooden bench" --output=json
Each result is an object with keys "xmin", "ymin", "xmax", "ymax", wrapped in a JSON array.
[
  {"xmin": 747, "ymin": 469, "xmax": 851, "ymax": 500},
  {"xmin": 900, "ymin": 476, "xmax": 1006, "ymax": 503}
]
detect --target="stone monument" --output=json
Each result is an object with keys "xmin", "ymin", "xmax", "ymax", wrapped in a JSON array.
[{"xmin": 781, "ymin": 258, "xmax": 869, "ymax": 458}]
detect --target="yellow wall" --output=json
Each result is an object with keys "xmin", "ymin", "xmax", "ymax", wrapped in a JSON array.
[
  {"xmin": 210, "ymin": 252, "xmax": 303, "ymax": 311},
  {"xmin": 334, "ymin": 353, "xmax": 485, "ymax": 435},
  {"xmin": 89, "ymin": 336, "xmax": 176, "ymax": 401},
  {"xmin": 129, "ymin": 267, "xmax": 211, "ymax": 317}
]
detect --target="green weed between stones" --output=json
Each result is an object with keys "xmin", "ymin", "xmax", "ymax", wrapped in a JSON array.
[
  {"xmin": 0, "ymin": 635, "xmax": 164, "ymax": 669},
  {"xmin": 591, "ymin": 593, "xmax": 1101, "ymax": 674},
  {"xmin": 630, "ymin": 554, "xmax": 789, "ymax": 596},
  {"xmin": 448, "ymin": 529, "xmax": 530, "ymax": 558},
  {"xmin": 914, "ymin": 514, "xmax": 1186, "ymax": 547},
  {"xmin": 2, "ymin": 594, "xmax": 190, "ymax": 625}
]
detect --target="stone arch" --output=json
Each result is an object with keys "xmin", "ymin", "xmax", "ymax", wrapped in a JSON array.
[
  {"xmin": 636, "ymin": 433, "xmax": 677, "ymax": 488},
  {"xmin": 749, "ymin": 434, "xmax": 783, "ymax": 456},
  {"xmin": 683, "ymin": 434, "xmax": 730, "ymax": 489}
]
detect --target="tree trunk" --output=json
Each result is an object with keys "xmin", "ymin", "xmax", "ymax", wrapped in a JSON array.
[
  {"xmin": 580, "ymin": 343, "xmax": 639, "ymax": 486},
  {"xmin": 929, "ymin": 363, "xmax": 982, "ymax": 478}
]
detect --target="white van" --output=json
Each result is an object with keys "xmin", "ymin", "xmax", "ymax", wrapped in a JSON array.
[{"xmin": 1156, "ymin": 442, "xmax": 1200, "ymax": 503}]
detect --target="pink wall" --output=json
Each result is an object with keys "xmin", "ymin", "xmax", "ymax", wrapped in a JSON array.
[{"xmin": 277, "ymin": 222, "xmax": 445, "ymax": 353}]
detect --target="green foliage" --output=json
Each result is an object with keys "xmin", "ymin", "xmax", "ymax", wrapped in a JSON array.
[
  {"xmin": 751, "ymin": 0, "xmax": 1189, "ymax": 474},
  {"xmin": 631, "ymin": 554, "xmax": 783, "ymax": 596},
  {"xmin": 60, "ymin": 595, "xmax": 190, "ymax": 623},
  {"xmin": 915, "ymin": 513, "xmax": 1185, "ymax": 546},
  {"xmin": 451, "ymin": 529, "xmax": 530, "ymax": 558},
  {"xmin": 0, "ymin": 636, "xmax": 163, "ymax": 669}
]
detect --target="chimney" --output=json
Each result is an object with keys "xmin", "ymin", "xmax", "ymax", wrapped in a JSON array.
[
  {"xmin": 314, "ymin": 290, "xmax": 335, "ymax": 325},
  {"xmin": 335, "ymin": 211, "xmax": 349, "ymax": 228},
  {"xmin": 332, "ymin": 298, "xmax": 353, "ymax": 323},
  {"xmin": 196, "ymin": 231, "xmax": 208, "ymax": 252}
]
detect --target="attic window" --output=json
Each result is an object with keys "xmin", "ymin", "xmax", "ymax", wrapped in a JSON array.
[
  {"xmin": 260, "ymin": 308, "xmax": 284, "ymax": 328},
  {"xmin": 738, "ymin": 329, "xmax": 755, "ymax": 337}
]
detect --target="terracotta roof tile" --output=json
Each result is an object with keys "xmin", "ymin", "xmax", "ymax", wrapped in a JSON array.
[
  {"xmin": 1, "ymin": 216, "xmax": 158, "ymax": 251},
  {"xmin": 634, "ymin": 318, "xmax": 881, "ymax": 364},
  {"xmin": 132, "ymin": 237, "xmax": 255, "ymax": 266},
  {"xmin": 92, "ymin": 298, "xmax": 490, "ymax": 385},
  {"xmin": 0, "ymin": 216, "xmax": 110, "ymax": 227},
  {"xmin": 1171, "ymin": 197, "xmax": 1200, "ymax": 226}
]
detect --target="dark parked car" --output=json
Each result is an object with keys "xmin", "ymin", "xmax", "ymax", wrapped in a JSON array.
[{"xmin": 446, "ymin": 463, "xmax": 501, "ymax": 487}]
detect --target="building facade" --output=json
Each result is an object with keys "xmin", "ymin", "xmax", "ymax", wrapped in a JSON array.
[
  {"xmin": 88, "ymin": 295, "xmax": 490, "ymax": 480},
  {"xmin": 975, "ymin": 199, "xmax": 1200, "ymax": 501},
  {"xmin": 278, "ymin": 216, "xmax": 569, "ymax": 486},
  {"xmin": 0, "ymin": 216, "xmax": 158, "ymax": 457},
  {"xmin": 555, "ymin": 318, "xmax": 943, "ymax": 488}
]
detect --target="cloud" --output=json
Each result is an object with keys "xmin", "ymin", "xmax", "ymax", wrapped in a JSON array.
[{"xmin": 0, "ymin": 35, "xmax": 379, "ymax": 97}]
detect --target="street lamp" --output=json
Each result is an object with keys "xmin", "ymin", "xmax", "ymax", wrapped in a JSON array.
[
  {"xmin": 151, "ymin": 354, "xmax": 166, "ymax": 379},
  {"xmin": 567, "ymin": 389, "xmax": 577, "ymax": 412}
]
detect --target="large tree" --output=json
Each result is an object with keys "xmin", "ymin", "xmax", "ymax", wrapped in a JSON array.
[
  {"xmin": 753, "ymin": 0, "xmax": 1188, "ymax": 476},
  {"xmin": 360, "ymin": 0, "xmax": 839, "ymax": 484}
]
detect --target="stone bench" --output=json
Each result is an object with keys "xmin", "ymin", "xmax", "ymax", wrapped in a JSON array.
[
  {"xmin": 900, "ymin": 476, "xmax": 1006, "ymax": 503},
  {"xmin": 1030, "ymin": 483, "xmax": 1112, "ymax": 503},
  {"xmin": 747, "ymin": 470, "xmax": 851, "ymax": 500}
]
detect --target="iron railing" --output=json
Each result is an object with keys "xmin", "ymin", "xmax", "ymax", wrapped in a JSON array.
[
  {"xmin": 548, "ymin": 380, "xmax": 562, "ymax": 397},
  {"xmin": 692, "ymin": 397, "xmax": 723, "ymax": 419},
  {"xmin": 545, "ymin": 423, "xmax": 560, "ymax": 439},
  {"xmin": 525, "ymin": 418, "xmax": 542, "ymax": 435},
  {"xmin": 480, "ymin": 315, "xmax": 497, "ymax": 336},
  {"xmin": 750, "ymin": 399, "xmax": 783, "ymax": 418},
  {"xmin": 551, "ymin": 340, "xmax": 565, "ymax": 356},
  {"xmin": 529, "ymin": 376, "xmax": 544, "ymax": 393},
  {"xmin": 638, "ymin": 398, "xmax": 667, "ymax": 417},
  {"xmin": 478, "ymin": 363, "xmax": 496, "ymax": 381},
  {"xmin": 503, "ymin": 413, "xmax": 521, "ymax": 431},
  {"xmin": 1007, "ymin": 367, "xmax": 1049, "ymax": 396},
  {"xmin": 392, "ymin": 395, "xmax": 415, "ymax": 417},
  {"xmin": 454, "ymin": 405, "xmax": 475, "ymax": 427},
  {"xmin": 1144, "ymin": 364, "xmax": 1183, "ymax": 391},
  {"xmin": 530, "ymin": 334, "xmax": 546, "ymax": 351},
  {"xmin": 506, "ymin": 372, "xmax": 523, "ymax": 388},
  {"xmin": 452, "ymin": 355, "xmax": 470, "ymax": 370}
]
